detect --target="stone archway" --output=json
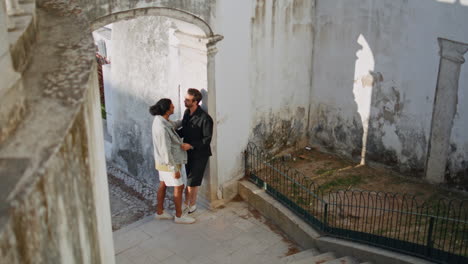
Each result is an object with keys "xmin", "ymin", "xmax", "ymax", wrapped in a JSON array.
[
  {"xmin": 90, "ymin": 8, "xmax": 214, "ymax": 37},
  {"xmin": 90, "ymin": 7, "xmax": 224, "ymax": 205}
]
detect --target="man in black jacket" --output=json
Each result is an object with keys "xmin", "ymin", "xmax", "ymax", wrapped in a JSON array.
[{"xmin": 177, "ymin": 88, "xmax": 213, "ymax": 213}]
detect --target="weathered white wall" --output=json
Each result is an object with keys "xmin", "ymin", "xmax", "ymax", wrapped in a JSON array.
[
  {"xmin": 109, "ymin": 16, "xmax": 175, "ymax": 184},
  {"xmin": 213, "ymin": 0, "xmax": 315, "ymax": 188},
  {"xmin": 248, "ymin": 0, "xmax": 314, "ymax": 152},
  {"xmin": 448, "ymin": 51, "xmax": 468, "ymax": 187},
  {"xmin": 213, "ymin": 0, "xmax": 253, "ymax": 187},
  {"xmin": 174, "ymin": 31, "xmax": 208, "ymax": 116},
  {"xmin": 93, "ymin": 0, "xmax": 468, "ymax": 191},
  {"xmin": 309, "ymin": 0, "xmax": 468, "ymax": 182},
  {"xmin": 107, "ymin": 16, "xmax": 207, "ymax": 185}
]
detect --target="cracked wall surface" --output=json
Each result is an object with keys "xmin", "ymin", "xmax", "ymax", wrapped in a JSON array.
[
  {"xmin": 309, "ymin": 0, "xmax": 468, "ymax": 186},
  {"xmin": 248, "ymin": 0, "xmax": 315, "ymax": 153}
]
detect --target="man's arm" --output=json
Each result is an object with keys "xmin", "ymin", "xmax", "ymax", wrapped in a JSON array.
[
  {"xmin": 173, "ymin": 119, "xmax": 182, "ymax": 129},
  {"xmin": 176, "ymin": 112, "xmax": 187, "ymax": 138}
]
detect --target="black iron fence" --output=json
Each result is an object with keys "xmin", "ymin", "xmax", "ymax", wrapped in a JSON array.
[{"xmin": 244, "ymin": 142, "xmax": 468, "ymax": 264}]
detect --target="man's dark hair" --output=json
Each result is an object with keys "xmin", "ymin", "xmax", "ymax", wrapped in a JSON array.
[
  {"xmin": 187, "ymin": 88, "xmax": 202, "ymax": 105},
  {"xmin": 149, "ymin": 98, "xmax": 172, "ymax": 116}
]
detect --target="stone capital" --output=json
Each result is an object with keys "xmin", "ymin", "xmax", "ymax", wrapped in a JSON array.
[
  {"xmin": 438, "ymin": 38, "xmax": 468, "ymax": 64},
  {"xmin": 206, "ymin": 34, "xmax": 224, "ymax": 55}
]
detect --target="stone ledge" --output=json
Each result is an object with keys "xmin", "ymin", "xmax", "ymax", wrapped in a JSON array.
[
  {"xmin": 0, "ymin": 0, "xmax": 95, "ymax": 232},
  {"xmin": 8, "ymin": 2, "xmax": 37, "ymax": 72},
  {"xmin": 0, "ymin": 78, "xmax": 26, "ymax": 145},
  {"xmin": 238, "ymin": 180, "xmax": 435, "ymax": 264}
]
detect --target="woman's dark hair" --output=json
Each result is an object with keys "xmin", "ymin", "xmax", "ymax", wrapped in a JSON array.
[{"xmin": 149, "ymin": 98, "xmax": 172, "ymax": 116}]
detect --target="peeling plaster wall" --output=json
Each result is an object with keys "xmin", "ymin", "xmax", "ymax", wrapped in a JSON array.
[
  {"xmin": 448, "ymin": 66, "xmax": 468, "ymax": 188},
  {"xmin": 213, "ymin": 0, "xmax": 253, "ymax": 187},
  {"xmin": 107, "ymin": 16, "xmax": 207, "ymax": 185},
  {"xmin": 249, "ymin": 0, "xmax": 314, "ymax": 152},
  {"xmin": 309, "ymin": 0, "xmax": 468, "ymax": 181},
  {"xmin": 213, "ymin": 0, "xmax": 315, "ymax": 188}
]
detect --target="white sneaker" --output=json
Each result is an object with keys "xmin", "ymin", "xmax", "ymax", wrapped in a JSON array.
[
  {"xmin": 155, "ymin": 211, "xmax": 173, "ymax": 220},
  {"xmin": 188, "ymin": 204, "xmax": 197, "ymax": 214},
  {"xmin": 183, "ymin": 203, "xmax": 189, "ymax": 214},
  {"xmin": 174, "ymin": 214, "xmax": 196, "ymax": 224}
]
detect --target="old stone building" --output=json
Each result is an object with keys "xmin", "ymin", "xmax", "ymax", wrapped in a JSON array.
[{"xmin": 1, "ymin": 0, "xmax": 467, "ymax": 263}]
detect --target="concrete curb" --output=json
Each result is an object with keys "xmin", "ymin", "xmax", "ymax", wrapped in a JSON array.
[{"xmin": 238, "ymin": 180, "xmax": 435, "ymax": 264}]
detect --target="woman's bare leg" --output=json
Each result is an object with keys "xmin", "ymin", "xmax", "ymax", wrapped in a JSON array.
[
  {"xmin": 174, "ymin": 185, "xmax": 185, "ymax": 217},
  {"xmin": 156, "ymin": 181, "xmax": 166, "ymax": 215}
]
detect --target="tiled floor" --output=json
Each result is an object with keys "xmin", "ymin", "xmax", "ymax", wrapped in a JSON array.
[{"xmin": 113, "ymin": 200, "xmax": 301, "ymax": 264}]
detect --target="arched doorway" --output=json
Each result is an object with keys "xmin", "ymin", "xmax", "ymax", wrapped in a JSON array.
[{"xmin": 90, "ymin": 7, "xmax": 224, "ymax": 212}]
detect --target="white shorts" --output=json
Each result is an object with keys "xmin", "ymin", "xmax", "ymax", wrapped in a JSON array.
[{"xmin": 158, "ymin": 165, "xmax": 187, "ymax": 187}]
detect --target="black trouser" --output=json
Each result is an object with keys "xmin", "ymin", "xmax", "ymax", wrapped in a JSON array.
[{"xmin": 186, "ymin": 155, "xmax": 209, "ymax": 187}]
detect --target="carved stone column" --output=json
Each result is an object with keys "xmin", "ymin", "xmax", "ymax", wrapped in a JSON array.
[
  {"xmin": 426, "ymin": 38, "xmax": 468, "ymax": 183},
  {"xmin": 202, "ymin": 34, "xmax": 223, "ymax": 204}
]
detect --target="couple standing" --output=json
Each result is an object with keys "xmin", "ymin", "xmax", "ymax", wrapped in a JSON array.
[{"xmin": 149, "ymin": 88, "xmax": 213, "ymax": 224}]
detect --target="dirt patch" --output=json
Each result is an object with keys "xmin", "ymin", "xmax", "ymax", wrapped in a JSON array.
[
  {"xmin": 246, "ymin": 145, "xmax": 468, "ymax": 256},
  {"xmin": 281, "ymin": 147, "xmax": 468, "ymax": 201}
]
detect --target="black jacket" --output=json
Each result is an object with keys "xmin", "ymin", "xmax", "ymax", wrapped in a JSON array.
[{"xmin": 177, "ymin": 107, "xmax": 213, "ymax": 157}]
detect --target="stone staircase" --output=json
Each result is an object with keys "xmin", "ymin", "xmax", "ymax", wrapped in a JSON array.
[{"xmin": 280, "ymin": 248, "xmax": 372, "ymax": 264}]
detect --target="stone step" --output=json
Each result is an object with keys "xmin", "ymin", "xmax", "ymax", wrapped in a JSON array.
[
  {"xmin": 291, "ymin": 252, "xmax": 337, "ymax": 264},
  {"xmin": 280, "ymin": 248, "xmax": 320, "ymax": 263},
  {"xmin": 323, "ymin": 256, "xmax": 360, "ymax": 264}
]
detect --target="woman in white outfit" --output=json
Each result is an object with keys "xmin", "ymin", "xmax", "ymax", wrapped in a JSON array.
[{"xmin": 149, "ymin": 98, "xmax": 195, "ymax": 224}]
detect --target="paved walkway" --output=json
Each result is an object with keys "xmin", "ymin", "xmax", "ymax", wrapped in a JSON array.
[{"xmin": 113, "ymin": 200, "xmax": 301, "ymax": 264}]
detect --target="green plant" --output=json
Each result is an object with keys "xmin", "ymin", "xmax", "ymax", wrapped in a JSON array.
[{"xmin": 101, "ymin": 104, "xmax": 107, "ymax": 120}]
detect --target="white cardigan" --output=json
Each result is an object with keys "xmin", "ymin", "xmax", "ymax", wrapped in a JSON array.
[{"xmin": 152, "ymin": 116, "xmax": 187, "ymax": 170}]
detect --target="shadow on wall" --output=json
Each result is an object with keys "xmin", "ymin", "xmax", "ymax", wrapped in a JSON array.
[
  {"xmin": 312, "ymin": 26, "xmax": 427, "ymax": 176},
  {"xmin": 249, "ymin": 0, "xmax": 314, "ymax": 154},
  {"xmin": 106, "ymin": 87, "xmax": 158, "ymax": 186},
  {"xmin": 105, "ymin": 87, "xmax": 210, "ymax": 187},
  {"xmin": 98, "ymin": 14, "xmax": 209, "ymax": 187},
  {"xmin": 309, "ymin": 0, "xmax": 468, "ymax": 187},
  {"xmin": 311, "ymin": 29, "xmax": 363, "ymax": 160},
  {"xmin": 200, "ymin": 88, "xmax": 208, "ymax": 112}
]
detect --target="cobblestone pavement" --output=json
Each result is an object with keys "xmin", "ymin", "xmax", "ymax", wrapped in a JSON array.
[
  {"xmin": 108, "ymin": 175, "xmax": 153, "ymax": 231},
  {"xmin": 108, "ymin": 165, "xmax": 175, "ymax": 231}
]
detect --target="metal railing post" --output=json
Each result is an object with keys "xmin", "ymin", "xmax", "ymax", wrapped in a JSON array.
[
  {"xmin": 426, "ymin": 217, "xmax": 435, "ymax": 257},
  {"xmin": 323, "ymin": 203, "xmax": 328, "ymax": 232},
  {"xmin": 244, "ymin": 150, "xmax": 248, "ymax": 177}
]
